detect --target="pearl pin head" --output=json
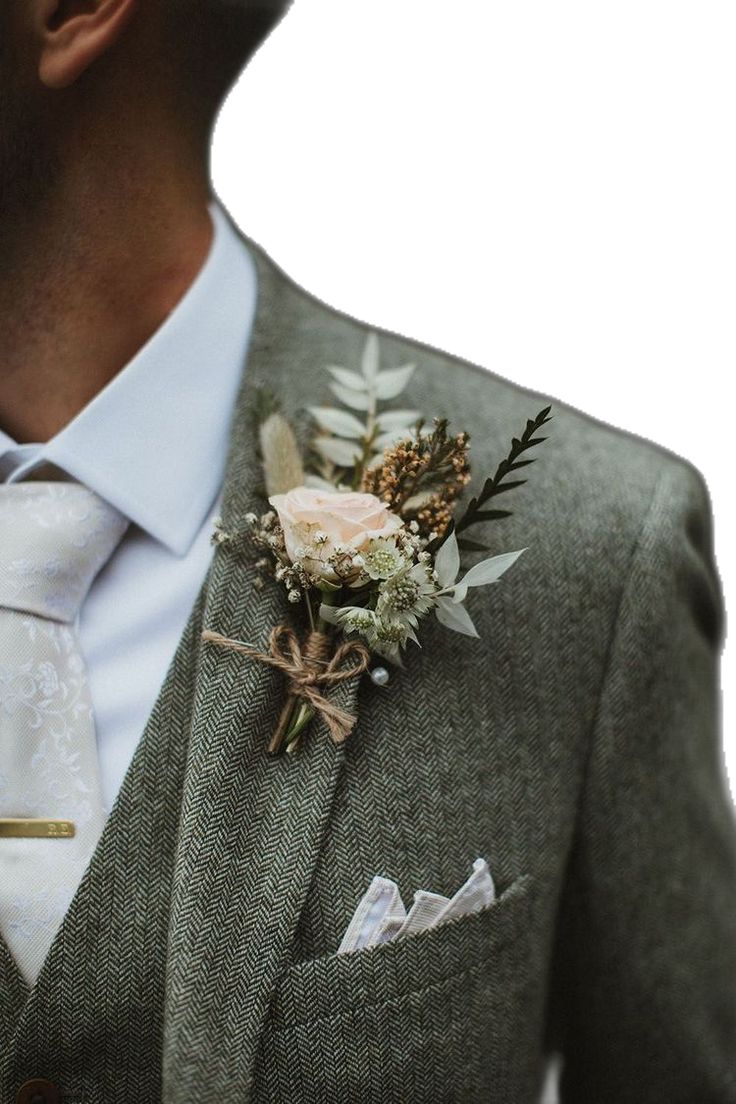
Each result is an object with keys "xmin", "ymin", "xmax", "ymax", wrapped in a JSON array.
[{"xmin": 369, "ymin": 666, "xmax": 390, "ymax": 687}]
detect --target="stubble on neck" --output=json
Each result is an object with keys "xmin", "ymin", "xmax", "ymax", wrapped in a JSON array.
[{"xmin": 0, "ymin": 75, "xmax": 215, "ymax": 444}]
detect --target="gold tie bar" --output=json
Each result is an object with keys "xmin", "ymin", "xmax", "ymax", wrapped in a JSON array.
[{"xmin": 0, "ymin": 819, "xmax": 76, "ymax": 839}]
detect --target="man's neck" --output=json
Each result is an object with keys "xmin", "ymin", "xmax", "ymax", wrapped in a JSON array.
[{"xmin": 0, "ymin": 174, "xmax": 214, "ymax": 444}]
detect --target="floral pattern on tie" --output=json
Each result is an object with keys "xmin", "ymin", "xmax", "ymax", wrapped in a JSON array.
[{"xmin": 0, "ymin": 482, "xmax": 129, "ymax": 985}]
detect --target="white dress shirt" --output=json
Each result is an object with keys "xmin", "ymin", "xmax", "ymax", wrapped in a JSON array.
[{"xmin": 0, "ymin": 199, "xmax": 257, "ymax": 813}]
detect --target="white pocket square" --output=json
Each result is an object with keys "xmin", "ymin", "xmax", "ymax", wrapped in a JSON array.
[{"xmin": 337, "ymin": 857, "xmax": 495, "ymax": 955}]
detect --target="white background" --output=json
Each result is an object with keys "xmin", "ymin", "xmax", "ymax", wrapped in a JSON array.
[{"xmin": 212, "ymin": 0, "xmax": 734, "ymax": 802}]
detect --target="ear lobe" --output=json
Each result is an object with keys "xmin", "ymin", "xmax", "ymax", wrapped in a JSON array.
[{"xmin": 38, "ymin": 0, "xmax": 139, "ymax": 89}]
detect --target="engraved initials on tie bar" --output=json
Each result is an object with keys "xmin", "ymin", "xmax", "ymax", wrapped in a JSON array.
[{"xmin": 0, "ymin": 819, "xmax": 76, "ymax": 839}]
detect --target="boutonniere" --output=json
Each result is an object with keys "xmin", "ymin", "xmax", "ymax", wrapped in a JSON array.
[{"xmin": 203, "ymin": 335, "xmax": 551, "ymax": 755}]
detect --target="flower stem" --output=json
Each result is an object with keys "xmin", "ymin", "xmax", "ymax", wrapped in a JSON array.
[
  {"xmin": 305, "ymin": 592, "xmax": 316, "ymax": 633},
  {"xmin": 282, "ymin": 597, "xmax": 336, "ymax": 753},
  {"xmin": 284, "ymin": 702, "xmax": 314, "ymax": 753},
  {"xmin": 352, "ymin": 385, "xmax": 378, "ymax": 489}
]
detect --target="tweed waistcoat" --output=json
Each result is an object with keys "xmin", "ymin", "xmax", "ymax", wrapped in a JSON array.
[
  {"xmin": 1, "ymin": 212, "xmax": 734, "ymax": 1104},
  {"xmin": 0, "ymin": 580, "xmax": 205, "ymax": 1100}
]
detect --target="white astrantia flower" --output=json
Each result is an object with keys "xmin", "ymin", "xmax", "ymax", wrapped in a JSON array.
[
  {"xmin": 319, "ymin": 604, "xmax": 376, "ymax": 634},
  {"xmin": 432, "ymin": 530, "xmax": 526, "ymax": 637},
  {"xmin": 361, "ymin": 537, "xmax": 411, "ymax": 581},
  {"xmin": 368, "ymin": 620, "xmax": 418, "ymax": 665},
  {"xmin": 319, "ymin": 602, "xmax": 418, "ymax": 665},
  {"xmin": 320, "ymin": 530, "xmax": 526, "ymax": 661},
  {"xmin": 376, "ymin": 560, "xmax": 437, "ymax": 628}
]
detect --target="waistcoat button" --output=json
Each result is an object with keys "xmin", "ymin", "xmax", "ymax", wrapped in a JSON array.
[{"xmin": 16, "ymin": 1079, "xmax": 59, "ymax": 1104}]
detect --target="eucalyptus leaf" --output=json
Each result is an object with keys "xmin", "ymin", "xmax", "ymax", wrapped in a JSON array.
[
  {"xmin": 434, "ymin": 529, "xmax": 460, "ymax": 588},
  {"xmin": 318, "ymin": 602, "xmax": 341, "ymax": 624},
  {"xmin": 314, "ymin": 436, "xmax": 363, "ymax": 467},
  {"xmin": 361, "ymin": 333, "xmax": 380, "ymax": 380},
  {"xmin": 330, "ymin": 382, "xmax": 373, "ymax": 411},
  {"xmin": 434, "ymin": 597, "xmax": 479, "ymax": 637},
  {"xmin": 327, "ymin": 366, "xmax": 367, "ymax": 391},
  {"xmin": 374, "ymin": 363, "xmax": 416, "ymax": 400},
  {"xmin": 459, "ymin": 548, "xmax": 526, "ymax": 588},
  {"xmin": 452, "ymin": 548, "xmax": 526, "ymax": 603},
  {"xmin": 376, "ymin": 409, "xmax": 421, "ymax": 432},
  {"xmin": 309, "ymin": 406, "xmax": 365, "ymax": 438}
]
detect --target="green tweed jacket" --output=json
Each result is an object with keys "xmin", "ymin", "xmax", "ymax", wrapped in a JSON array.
[{"xmin": 1, "ymin": 208, "xmax": 734, "ymax": 1104}]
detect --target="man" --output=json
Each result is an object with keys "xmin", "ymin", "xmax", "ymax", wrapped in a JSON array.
[{"xmin": 0, "ymin": 2, "xmax": 734, "ymax": 1102}]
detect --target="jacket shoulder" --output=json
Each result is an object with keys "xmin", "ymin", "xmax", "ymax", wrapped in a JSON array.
[{"xmin": 241, "ymin": 226, "xmax": 710, "ymax": 544}]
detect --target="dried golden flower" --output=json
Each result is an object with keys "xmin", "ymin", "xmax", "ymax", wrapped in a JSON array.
[{"xmin": 361, "ymin": 419, "xmax": 471, "ymax": 539}]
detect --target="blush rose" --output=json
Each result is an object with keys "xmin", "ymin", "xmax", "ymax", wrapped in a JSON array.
[{"xmin": 268, "ymin": 486, "xmax": 404, "ymax": 573}]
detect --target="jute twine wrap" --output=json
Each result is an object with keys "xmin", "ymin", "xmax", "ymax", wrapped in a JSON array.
[{"xmin": 202, "ymin": 625, "xmax": 371, "ymax": 747}]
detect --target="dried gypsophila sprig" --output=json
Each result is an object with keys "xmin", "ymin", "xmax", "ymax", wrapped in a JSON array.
[
  {"xmin": 210, "ymin": 516, "xmax": 253, "ymax": 551},
  {"xmin": 242, "ymin": 510, "xmax": 306, "ymax": 603}
]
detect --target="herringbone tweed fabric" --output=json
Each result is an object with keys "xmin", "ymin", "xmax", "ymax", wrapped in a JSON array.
[
  {"xmin": 1, "ymin": 208, "xmax": 734, "ymax": 1103},
  {"xmin": 0, "ymin": 589, "xmax": 206, "ymax": 1101}
]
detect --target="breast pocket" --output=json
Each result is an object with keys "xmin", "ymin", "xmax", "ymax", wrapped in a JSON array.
[{"xmin": 255, "ymin": 874, "xmax": 536, "ymax": 1104}]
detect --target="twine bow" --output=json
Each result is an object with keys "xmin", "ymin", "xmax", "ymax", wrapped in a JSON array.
[{"xmin": 202, "ymin": 625, "xmax": 371, "ymax": 749}]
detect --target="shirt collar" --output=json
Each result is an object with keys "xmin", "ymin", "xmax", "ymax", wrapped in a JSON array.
[{"xmin": 0, "ymin": 199, "xmax": 257, "ymax": 556}]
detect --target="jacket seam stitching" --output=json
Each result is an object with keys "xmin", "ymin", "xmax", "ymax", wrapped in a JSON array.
[{"xmin": 576, "ymin": 462, "xmax": 669, "ymax": 807}]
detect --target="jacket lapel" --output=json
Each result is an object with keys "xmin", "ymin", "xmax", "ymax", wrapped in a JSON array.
[{"xmin": 163, "ymin": 240, "xmax": 360, "ymax": 1103}]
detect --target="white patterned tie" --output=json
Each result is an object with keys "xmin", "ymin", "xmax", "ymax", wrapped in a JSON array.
[{"xmin": 0, "ymin": 482, "xmax": 128, "ymax": 984}]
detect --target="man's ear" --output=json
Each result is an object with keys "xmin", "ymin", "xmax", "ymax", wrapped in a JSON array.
[{"xmin": 36, "ymin": 0, "xmax": 139, "ymax": 89}]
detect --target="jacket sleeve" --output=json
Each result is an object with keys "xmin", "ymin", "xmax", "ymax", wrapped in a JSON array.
[{"xmin": 555, "ymin": 457, "xmax": 736, "ymax": 1102}]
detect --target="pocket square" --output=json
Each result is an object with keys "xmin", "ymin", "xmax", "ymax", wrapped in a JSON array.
[{"xmin": 337, "ymin": 857, "xmax": 495, "ymax": 954}]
